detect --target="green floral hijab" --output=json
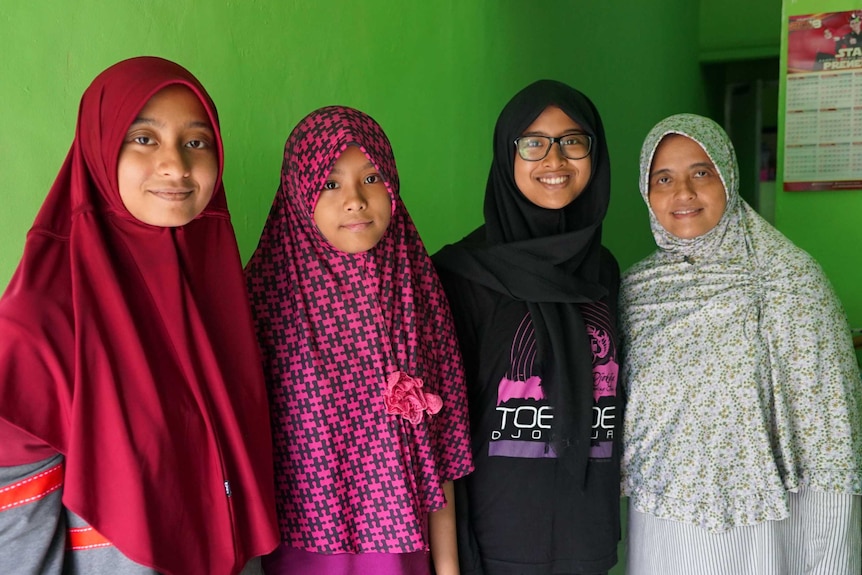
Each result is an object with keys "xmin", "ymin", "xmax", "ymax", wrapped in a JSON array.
[
  {"xmin": 639, "ymin": 113, "xmax": 741, "ymax": 260},
  {"xmin": 619, "ymin": 114, "xmax": 862, "ymax": 531}
]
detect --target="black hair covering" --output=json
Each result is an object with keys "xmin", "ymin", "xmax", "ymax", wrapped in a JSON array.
[{"xmin": 435, "ymin": 79, "xmax": 611, "ymax": 481}]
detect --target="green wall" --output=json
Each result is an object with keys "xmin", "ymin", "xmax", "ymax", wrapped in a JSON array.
[
  {"xmin": 777, "ymin": 0, "xmax": 862, "ymax": 332},
  {"xmin": 10, "ymin": 3, "xmax": 855, "ymax": 333},
  {"xmin": 3, "ymin": 1, "xmax": 856, "ymax": 569},
  {"xmin": 699, "ymin": 0, "xmax": 782, "ymax": 61},
  {"xmin": 0, "ymin": 3, "xmax": 713, "ymax": 573},
  {"xmin": 10, "ymin": 0, "xmax": 857, "ymax": 571},
  {"xmin": 0, "ymin": 1, "xmax": 705, "ymax": 293}
]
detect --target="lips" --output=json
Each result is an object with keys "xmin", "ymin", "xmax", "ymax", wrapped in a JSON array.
[
  {"xmin": 671, "ymin": 207, "xmax": 702, "ymax": 216},
  {"xmin": 536, "ymin": 174, "xmax": 570, "ymax": 186},
  {"xmin": 149, "ymin": 188, "xmax": 193, "ymax": 201},
  {"xmin": 341, "ymin": 220, "xmax": 373, "ymax": 232}
]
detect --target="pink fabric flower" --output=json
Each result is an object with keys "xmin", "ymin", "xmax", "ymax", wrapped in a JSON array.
[{"xmin": 383, "ymin": 371, "xmax": 443, "ymax": 425}]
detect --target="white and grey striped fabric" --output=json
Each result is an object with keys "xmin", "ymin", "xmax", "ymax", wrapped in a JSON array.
[{"xmin": 626, "ymin": 490, "xmax": 861, "ymax": 575}]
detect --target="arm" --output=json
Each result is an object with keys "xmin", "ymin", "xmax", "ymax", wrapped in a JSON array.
[
  {"xmin": 0, "ymin": 453, "xmax": 66, "ymax": 574},
  {"xmin": 429, "ymin": 480, "xmax": 459, "ymax": 575}
]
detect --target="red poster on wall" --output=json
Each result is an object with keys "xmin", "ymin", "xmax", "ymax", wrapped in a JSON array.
[{"xmin": 784, "ymin": 10, "xmax": 862, "ymax": 191}]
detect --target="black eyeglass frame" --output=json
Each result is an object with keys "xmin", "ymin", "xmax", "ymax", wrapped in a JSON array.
[{"xmin": 513, "ymin": 133, "xmax": 593, "ymax": 161}]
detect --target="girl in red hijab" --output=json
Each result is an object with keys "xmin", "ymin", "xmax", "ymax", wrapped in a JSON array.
[{"xmin": 0, "ymin": 56, "xmax": 278, "ymax": 575}]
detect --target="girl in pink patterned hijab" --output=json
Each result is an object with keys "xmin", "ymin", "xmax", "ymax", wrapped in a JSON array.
[{"xmin": 245, "ymin": 106, "xmax": 473, "ymax": 575}]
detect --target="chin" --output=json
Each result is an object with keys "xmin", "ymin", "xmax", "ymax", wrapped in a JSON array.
[
  {"xmin": 138, "ymin": 213, "xmax": 200, "ymax": 228},
  {"xmin": 540, "ymin": 196, "xmax": 578, "ymax": 210}
]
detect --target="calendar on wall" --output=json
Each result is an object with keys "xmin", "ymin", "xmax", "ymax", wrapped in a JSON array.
[{"xmin": 784, "ymin": 10, "xmax": 862, "ymax": 191}]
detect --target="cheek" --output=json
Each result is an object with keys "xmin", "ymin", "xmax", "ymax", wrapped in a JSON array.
[
  {"xmin": 116, "ymin": 154, "xmax": 141, "ymax": 201},
  {"xmin": 703, "ymin": 184, "xmax": 727, "ymax": 213},
  {"xmin": 513, "ymin": 157, "xmax": 531, "ymax": 190},
  {"xmin": 380, "ymin": 210, "xmax": 393, "ymax": 234},
  {"xmin": 311, "ymin": 198, "xmax": 328, "ymax": 229},
  {"xmin": 198, "ymin": 156, "xmax": 219, "ymax": 194},
  {"xmin": 199, "ymin": 185, "xmax": 216, "ymax": 209},
  {"xmin": 716, "ymin": 189, "xmax": 728, "ymax": 212},
  {"xmin": 646, "ymin": 191, "xmax": 673, "ymax": 224},
  {"xmin": 575, "ymin": 160, "xmax": 592, "ymax": 188},
  {"xmin": 646, "ymin": 189, "xmax": 659, "ymax": 212},
  {"xmin": 370, "ymin": 186, "xmax": 393, "ymax": 217}
]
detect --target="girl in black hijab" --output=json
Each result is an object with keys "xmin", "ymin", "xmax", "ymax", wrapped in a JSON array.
[{"xmin": 434, "ymin": 80, "xmax": 620, "ymax": 575}]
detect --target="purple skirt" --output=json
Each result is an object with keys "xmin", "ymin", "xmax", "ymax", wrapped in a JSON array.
[{"xmin": 262, "ymin": 544, "xmax": 432, "ymax": 575}]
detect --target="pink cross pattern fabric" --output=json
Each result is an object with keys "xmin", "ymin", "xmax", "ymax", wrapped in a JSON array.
[{"xmin": 245, "ymin": 106, "xmax": 473, "ymax": 554}]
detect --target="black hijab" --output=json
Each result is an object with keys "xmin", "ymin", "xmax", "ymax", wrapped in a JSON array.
[{"xmin": 435, "ymin": 79, "xmax": 611, "ymax": 481}]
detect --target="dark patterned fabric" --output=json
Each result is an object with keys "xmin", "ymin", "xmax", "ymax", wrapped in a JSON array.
[{"xmin": 245, "ymin": 106, "xmax": 473, "ymax": 554}]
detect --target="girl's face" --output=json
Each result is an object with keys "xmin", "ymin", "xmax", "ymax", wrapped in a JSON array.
[
  {"xmin": 648, "ymin": 134, "xmax": 727, "ymax": 239},
  {"xmin": 117, "ymin": 85, "xmax": 218, "ymax": 227},
  {"xmin": 513, "ymin": 105, "xmax": 592, "ymax": 209},
  {"xmin": 313, "ymin": 145, "xmax": 392, "ymax": 253}
]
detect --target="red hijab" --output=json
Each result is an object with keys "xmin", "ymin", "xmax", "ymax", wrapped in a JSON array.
[{"xmin": 0, "ymin": 57, "xmax": 277, "ymax": 574}]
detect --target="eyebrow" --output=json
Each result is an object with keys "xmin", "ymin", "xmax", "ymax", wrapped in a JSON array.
[
  {"xmin": 689, "ymin": 162, "xmax": 714, "ymax": 170},
  {"xmin": 650, "ymin": 162, "xmax": 715, "ymax": 177},
  {"xmin": 329, "ymin": 161, "xmax": 375, "ymax": 175},
  {"xmin": 521, "ymin": 129, "xmax": 585, "ymax": 137},
  {"xmin": 128, "ymin": 117, "xmax": 213, "ymax": 130}
]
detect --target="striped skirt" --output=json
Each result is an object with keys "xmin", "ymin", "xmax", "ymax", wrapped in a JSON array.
[{"xmin": 626, "ymin": 490, "xmax": 861, "ymax": 575}]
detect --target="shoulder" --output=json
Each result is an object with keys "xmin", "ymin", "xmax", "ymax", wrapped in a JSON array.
[
  {"xmin": 433, "ymin": 263, "xmax": 474, "ymax": 297},
  {"xmin": 746, "ymin": 213, "xmax": 832, "ymax": 292},
  {"xmin": 431, "ymin": 226, "xmax": 487, "ymax": 296},
  {"xmin": 598, "ymin": 246, "xmax": 620, "ymax": 285},
  {"xmin": 620, "ymin": 251, "xmax": 661, "ymax": 289},
  {"xmin": 434, "ymin": 261, "xmax": 499, "ymax": 311},
  {"xmin": 431, "ymin": 227, "xmax": 485, "ymax": 267},
  {"xmin": 597, "ymin": 245, "xmax": 621, "ymax": 312}
]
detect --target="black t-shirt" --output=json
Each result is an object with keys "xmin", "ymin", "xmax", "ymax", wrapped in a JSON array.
[{"xmin": 436, "ymin": 248, "xmax": 622, "ymax": 575}]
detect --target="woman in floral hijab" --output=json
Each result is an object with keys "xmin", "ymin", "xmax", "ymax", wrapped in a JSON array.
[{"xmin": 620, "ymin": 113, "xmax": 861, "ymax": 574}]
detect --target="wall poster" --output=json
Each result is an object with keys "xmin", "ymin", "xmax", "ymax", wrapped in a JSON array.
[{"xmin": 784, "ymin": 9, "xmax": 862, "ymax": 190}]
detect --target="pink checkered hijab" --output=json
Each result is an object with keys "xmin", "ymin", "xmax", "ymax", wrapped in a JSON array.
[{"xmin": 245, "ymin": 106, "xmax": 473, "ymax": 553}]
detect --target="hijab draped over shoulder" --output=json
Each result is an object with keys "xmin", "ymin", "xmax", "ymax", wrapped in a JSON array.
[
  {"xmin": 244, "ymin": 106, "xmax": 473, "ymax": 553},
  {"xmin": 435, "ymin": 80, "xmax": 614, "ymax": 480},
  {"xmin": 0, "ymin": 56, "xmax": 278, "ymax": 575},
  {"xmin": 620, "ymin": 113, "xmax": 862, "ymax": 531}
]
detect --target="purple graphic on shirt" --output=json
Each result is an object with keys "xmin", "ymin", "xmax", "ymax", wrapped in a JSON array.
[
  {"xmin": 585, "ymin": 313, "xmax": 618, "ymax": 459},
  {"xmin": 497, "ymin": 375, "xmax": 543, "ymax": 405},
  {"xmin": 588, "ymin": 325, "xmax": 618, "ymax": 401},
  {"xmin": 490, "ymin": 305, "xmax": 618, "ymax": 460},
  {"xmin": 490, "ymin": 315, "xmax": 555, "ymax": 458}
]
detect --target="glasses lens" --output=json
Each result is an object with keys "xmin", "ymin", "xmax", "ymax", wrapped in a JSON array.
[
  {"xmin": 517, "ymin": 137, "xmax": 551, "ymax": 161},
  {"xmin": 560, "ymin": 133, "xmax": 591, "ymax": 159}
]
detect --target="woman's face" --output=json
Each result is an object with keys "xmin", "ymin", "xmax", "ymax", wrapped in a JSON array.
[
  {"xmin": 648, "ymin": 134, "xmax": 727, "ymax": 239},
  {"xmin": 513, "ymin": 106, "xmax": 592, "ymax": 210},
  {"xmin": 313, "ymin": 145, "xmax": 392, "ymax": 253},
  {"xmin": 117, "ymin": 85, "xmax": 218, "ymax": 227}
]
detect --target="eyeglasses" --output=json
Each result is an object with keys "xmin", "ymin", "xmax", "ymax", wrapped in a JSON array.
[{"xmin": 514, "ymin": 133, "xmax": 593, "ymax": 161}]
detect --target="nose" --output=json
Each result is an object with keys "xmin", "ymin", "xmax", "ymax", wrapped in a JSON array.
[
  {"xmin": 157, "ymin": 143, "xmax": 190, "ymax": 177},
  {"xmin": 542, "ymin": 141, "xmax": 567, "ymax": 166},
  {"xmin": 343, "ymin": 183, "xmax": 367, "ymax": 211},
  {"xmin": 675, "ymin": 178, "xmax": 696, "ymax": 199}
]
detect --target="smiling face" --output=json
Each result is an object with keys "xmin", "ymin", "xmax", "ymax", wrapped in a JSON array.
[
  {"xmin": 648, "ymin": 134, "xmax": 727, "ymax": 239},
  {"xmin": 313, "ymin": 145, "xmax": 392, "ymax": 253},
  {"xmin": 513, "ymin": 105, "xmax": 592, "ymax": 210},
  {"xmin": 117, "ymin": 85, "xmax": 218, "ymax": 227}
]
